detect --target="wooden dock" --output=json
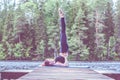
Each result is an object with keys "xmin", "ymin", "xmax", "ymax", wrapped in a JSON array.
[{"xmin": 17, "ymin": 67, "xmax": 114, "ymax": 80}]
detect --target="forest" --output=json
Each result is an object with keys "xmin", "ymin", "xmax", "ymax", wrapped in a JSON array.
[{"xmin": 0, "ymin": 0, "xmax": 120, "ymax": 61}]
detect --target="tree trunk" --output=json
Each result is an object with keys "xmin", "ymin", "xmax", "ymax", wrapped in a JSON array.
[
  {"xmin": 95, "ymin": 10, "xmax": 99, "ymax": 48},
  {"xmin": 106, "ymin": 43, "xmax": 110, "ymax": 60}
]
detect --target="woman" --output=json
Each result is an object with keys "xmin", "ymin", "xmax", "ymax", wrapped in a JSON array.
[{"xmin": 42, "ymin": 8, "xmax": 68, "ymax": 67}]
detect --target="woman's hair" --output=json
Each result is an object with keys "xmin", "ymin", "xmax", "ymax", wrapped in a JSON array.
[
  {"xmin": 55, "ymin": 56, "xmax": 65, "ymax": 63},
  {"xmin": 44, "ymin": 59, "xmax": 54, "ymax": 66}
]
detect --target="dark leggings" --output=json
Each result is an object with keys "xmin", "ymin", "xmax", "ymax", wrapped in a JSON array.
[{"xmin": 60, "ymin": 18, "xmax": 68, "ymax": 53}]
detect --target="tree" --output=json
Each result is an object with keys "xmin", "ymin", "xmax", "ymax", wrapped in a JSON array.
[
  {"xmin": 64, "ymin": 0, "xmax": 89, "ymax": 60},
  {"xmin": 103, "ymin": 2, "xmax": 115, "ymax": 60},
  {"xmin": 114, "ymin": 0, "xmax": 120, "ymax": 57}
]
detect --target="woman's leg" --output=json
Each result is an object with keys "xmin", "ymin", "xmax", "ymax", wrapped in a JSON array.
[
  {"xmin": 57, "ymin": 8, "xmax": 69, "ymax": 66},
  {"xmin": 60, "ymin": 18, "xmax": 68, "ymax": 53}
]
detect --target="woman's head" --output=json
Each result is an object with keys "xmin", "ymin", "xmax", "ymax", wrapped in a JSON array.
[
  {"xmin": 43, "ymin": 59, "xmax": 54, "ymax": 66},
  {"xmin": 44, "ymin": 60, "xmax": 50, "ymax": 66}
]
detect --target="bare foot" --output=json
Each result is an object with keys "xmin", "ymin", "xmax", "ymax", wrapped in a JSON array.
[{"xmin": 58, "ymin": 8, "xmax": 64, "ymax": 18}]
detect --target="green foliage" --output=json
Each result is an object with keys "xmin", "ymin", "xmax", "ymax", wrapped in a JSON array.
[
  {"xmin": 36, "ymin": 40, "xmax": 45, "ymax": 60},
  {"xmin": 13, "ymin": 43, "xmax": 23, "ymax": 58},
  {"xmin": 0, "ymin": 44, "xmax": 6, "ymax": 59},
  {"xmin": 109, "ymin": 36, "xmax": 116, "ymax": 48}
]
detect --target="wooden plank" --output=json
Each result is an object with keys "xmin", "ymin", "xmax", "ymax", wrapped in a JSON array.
[
  {"xmin": 17, "ymin": 67, "xmax": 114, "ymax": 80},
  {"xmin": 1, "ymin": 70, "xmax": 33, "ymax": 80},
  {"xmin": 94, "ymin": 69, "xmax": 120, "ymax": 74}
]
